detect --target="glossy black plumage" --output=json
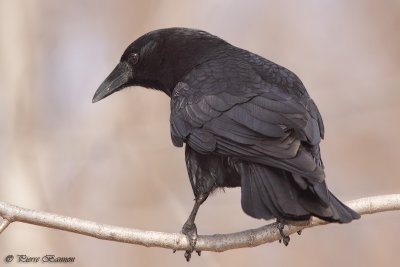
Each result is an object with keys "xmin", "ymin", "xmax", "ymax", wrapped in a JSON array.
[{"xmin": 93, "ymin": 28, "xmax": 360, "ymax": 258}]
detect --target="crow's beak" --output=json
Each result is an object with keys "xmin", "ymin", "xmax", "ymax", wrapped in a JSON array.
[{"xmin": 92, "ymin": 62, "xmax": 132, "ymax": 103}]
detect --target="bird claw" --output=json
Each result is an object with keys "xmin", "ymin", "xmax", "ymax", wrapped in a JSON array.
[
  {"xmin": 181, "ymin": 222, "xmax": 199, "ymax": 261},
  {"xmin": 184, "ymin": 251, "xmax": 192, "ymax": 262},
  {"xmin": 277, "ymin": 222, "xmax": 290, "ymax": 246},
  {"xmin": 297, "ymin": 230, "xmax": 302, "ymax": 235}
]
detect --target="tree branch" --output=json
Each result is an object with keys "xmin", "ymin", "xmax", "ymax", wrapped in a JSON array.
[
  {"xmin": 0, "ymin": 218, "xmax": 11, "ymax": 234},
  {"xmin": 0, "ymin": 194, "xmax": 399, "ymax": 252}
]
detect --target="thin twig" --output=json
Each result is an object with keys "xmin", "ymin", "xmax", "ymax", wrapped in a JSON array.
[
  {"xmin": 0, "ymin": 218, "xmax": 11, "ymax": 234},
  {"xmin": 0, "ymin": 194, "xmax": 399, "ymax": 252}
]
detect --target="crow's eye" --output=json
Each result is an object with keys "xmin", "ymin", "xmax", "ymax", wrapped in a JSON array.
[{"xmin": 130, "ymin": 53, "xmax": 139, "ymax": 65}]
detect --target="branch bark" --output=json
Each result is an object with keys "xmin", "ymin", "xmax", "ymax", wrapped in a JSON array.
[{"xmin": 0, "ymin": 194, "xmax": 399, "ymax": 252}]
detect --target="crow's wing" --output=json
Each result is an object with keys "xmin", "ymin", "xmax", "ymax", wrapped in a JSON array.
[{"xmin": 170, "ymin": 55, "xmax": 325, "ymax": 181}]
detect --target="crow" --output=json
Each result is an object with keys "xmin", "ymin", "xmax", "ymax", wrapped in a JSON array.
[{"xmin": 93, "ymin": 28, "xmax": 360, "ymax": 260}]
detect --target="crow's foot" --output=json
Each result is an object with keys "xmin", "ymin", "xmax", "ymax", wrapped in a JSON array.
[
  {"xmin": 181, "ymin": 222, "xmax": 198, "ymax": 261},
  {"xmin": 277, "ymin": 222, "xmax": 290, "ymax": 246}
]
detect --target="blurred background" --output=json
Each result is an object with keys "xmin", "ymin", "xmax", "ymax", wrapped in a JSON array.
[{"xmin": 1, "ymin": 0, "xmax": 399, "ymax": 266}]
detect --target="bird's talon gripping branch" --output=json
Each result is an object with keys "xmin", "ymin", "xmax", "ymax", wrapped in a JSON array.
[
  {"xmin": 181, "ymin": 222, "xmax": 198, "ymax": 261},
  {"xmin": 297, "ymin": 230, "xmax": 302, "ymax": 235},
  {"xmin": 277, "ymin": 222, "xmax": 290, "ymax": 246},
  {"xmin": 184, "ymin": 251, "xmax": 192, "ymax": 262}
]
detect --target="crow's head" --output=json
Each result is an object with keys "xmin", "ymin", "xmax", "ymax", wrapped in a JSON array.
[{"xmin": 92, "ymin": 28, "xmax": 227, "ymax": 103}]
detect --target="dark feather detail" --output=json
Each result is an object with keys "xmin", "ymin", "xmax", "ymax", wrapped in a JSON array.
[{"xmin": 239, "ymin": 162, "xmax": 359, "ymax": 222}]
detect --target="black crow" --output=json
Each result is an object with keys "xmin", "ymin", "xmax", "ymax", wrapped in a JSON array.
[{"xmin": 93, "ymin": 28, "xmax": 360, "ymax": 260}]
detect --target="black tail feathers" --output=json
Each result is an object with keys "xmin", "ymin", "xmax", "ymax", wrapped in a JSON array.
[{"xmin": 240, "ymin": 162, "xmax": 360, "ymax": 223}]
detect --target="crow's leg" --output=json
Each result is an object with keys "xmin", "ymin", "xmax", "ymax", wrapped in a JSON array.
[
  {"xmin": 181, "ymin": 192, "xmax": 208, "ymax": 261},
  {"xmin": 277, "ymin": 220, "xmax": 290, "ymax": 246}
]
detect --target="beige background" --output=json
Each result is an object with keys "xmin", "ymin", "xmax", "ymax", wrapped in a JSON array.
[{"xmin": 1, "ymin": 0, "xmax": 399, "ymax": 266}]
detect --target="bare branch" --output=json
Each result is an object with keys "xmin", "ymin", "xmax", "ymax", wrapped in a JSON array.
[
  {"xmin": 0, "ymin": 218, "xmax": 11, "ymax": 234},
  {"xmin": 0, "ymin": 194, "xmax": 399, "ymax": 252}
]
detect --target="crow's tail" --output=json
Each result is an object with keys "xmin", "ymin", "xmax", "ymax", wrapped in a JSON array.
[{"xmin": 240, "ymin": 162, "xmax": 360, "ymax": 223}]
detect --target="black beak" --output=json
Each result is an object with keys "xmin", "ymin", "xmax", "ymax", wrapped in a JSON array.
[{"xmin": 92, "ymin": 62, "xmax": 132, "ymax": 103}]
